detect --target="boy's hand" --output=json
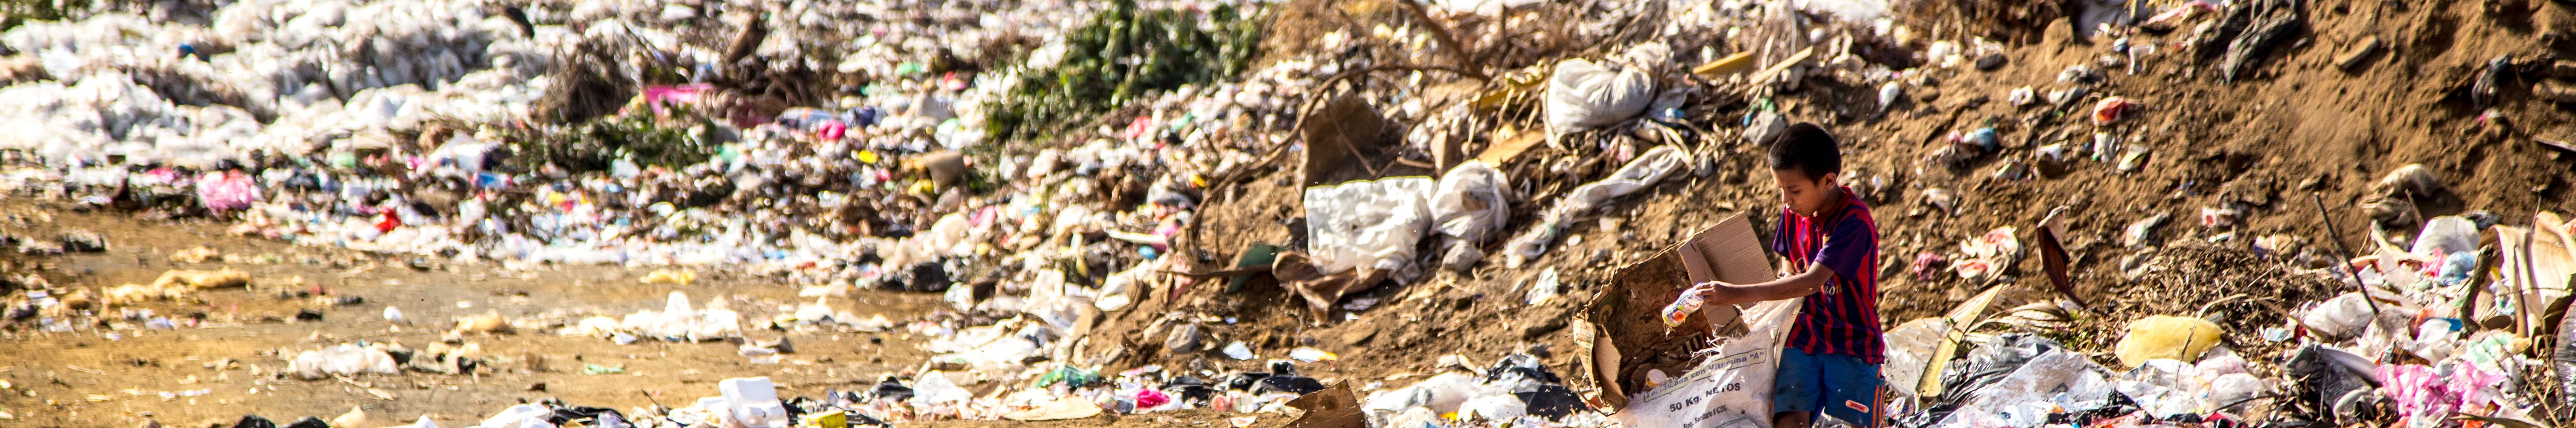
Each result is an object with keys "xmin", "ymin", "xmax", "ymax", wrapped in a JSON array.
[{"xmin": 1690, "ymin": 281, "xmax": 1739, "ymax": 305}]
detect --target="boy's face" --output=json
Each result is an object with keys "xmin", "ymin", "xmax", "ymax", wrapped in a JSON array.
[{"xmin": 1771, "ymin": 167, "xmax": 1840, "ymax": 218}]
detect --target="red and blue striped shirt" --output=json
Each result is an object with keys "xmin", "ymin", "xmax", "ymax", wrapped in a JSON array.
[{"xmin": 1768, "ymin": 186, "xmax": 1885, "ymax": 364}]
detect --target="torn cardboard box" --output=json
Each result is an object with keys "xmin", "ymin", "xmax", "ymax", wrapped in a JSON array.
[{"xmin": 1572, "ymin": 213, "xmax": 1776, "ymax": 410}]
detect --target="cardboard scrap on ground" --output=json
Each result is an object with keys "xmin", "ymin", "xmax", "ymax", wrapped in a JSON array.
[
  {"xmin": 1574, "ymin": 213, "xmax": 1776, "ymax": 410},
  {"xmin": 2493, "ymin": 212, "xmax": 2576, "ymax": 336},
  {"xmin": 1284, "ymin": 383, "xmax": 1365, "ymax": 428},
  {"xmin": 1300, "ymin": 96, "xmax": 1402, "ymax": 187}
]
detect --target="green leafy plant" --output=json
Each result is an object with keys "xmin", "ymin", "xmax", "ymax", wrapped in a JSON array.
[
  {"xmin": 983, "ymin": 0, "xmax": 1263, "ymax": 144},
  {"xmin": 509, "ymin": 109, "xmax": 716, "ymax": 173},
  {"xmin": 0, "ymin": 0, "xmax": 89, "ymax": 30}
]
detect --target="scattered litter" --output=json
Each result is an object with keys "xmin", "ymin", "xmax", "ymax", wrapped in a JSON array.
[
  {"xmin": 2112, "ymin": 315, "xmax": 2223, "ymax": 368},
  {"xmin": 168, "ymin": 246, "xmax": 219, "ymax": 263},
  {"xmin": 1221, "ymin": 341, "xmax": 1256, "ymax": 360},
  {"xmin": 640, "ymin": 269, "xmax": 697, "ymax": 285},
  {"xmin": 1545, "ymin": 50, "xmax": 1660, "ymax": 133},
  {"xmin": 1526, "ymin": 267, "xmax": 1562, "ymax": 304},
  {"xmin": 287, "ymin": 344, "xmax": 398, "ymax": 380}
]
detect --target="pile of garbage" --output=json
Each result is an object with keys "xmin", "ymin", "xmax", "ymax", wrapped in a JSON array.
[
  {"xmin": 1862, "ymin": 166, "xmax": 2566, "ymax": 428},
  {"xmin": 9, "ymin": 0, "xmax": 2576, "ymax": 425},
  {"xmin": 0, "ymin": 0, "xmax": 1236, "ymax": 276},
  {"xmin": 210, "ymin": 354, "xmax": 1601, "ymax": 428}
]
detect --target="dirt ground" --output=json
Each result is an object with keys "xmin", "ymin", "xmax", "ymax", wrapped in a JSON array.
[{"xmin": 0, "ymin": 203, "xmax": 951, "ymax": 428}]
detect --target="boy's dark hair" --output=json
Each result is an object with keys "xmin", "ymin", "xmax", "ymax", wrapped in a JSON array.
[{"xmin": 1766, "ymin": 122, "xmax": 1841, "ymax": 180}]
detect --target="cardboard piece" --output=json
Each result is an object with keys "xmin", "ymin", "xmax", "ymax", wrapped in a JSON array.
[
  {"xmin": 1573, "ymin": 213, "xmax": 1776, "ymax": 410},
  {"xmin": 1300, "ymin": 96, "xmax": 1411, "ymax": 187},
  {"xmin": 1284, "ymin": 383, "xmax": 1366, "ymax": 428},
  {"xmin": 1675, "ymin": 215, "xmax": 1778, "ymax": 330},
  {"xmin": 2495, "ymin": 215, "xmax": 2576, "ymax": 336}
]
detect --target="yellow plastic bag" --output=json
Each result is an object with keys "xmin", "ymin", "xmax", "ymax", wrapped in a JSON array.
[{"xmin": 2114, "ymin": 315, "xmax": 2223, "ymax": 368}]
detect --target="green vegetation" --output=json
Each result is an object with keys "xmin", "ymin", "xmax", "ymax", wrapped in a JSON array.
[
  {"xmin": 509, "ymin": 111, "xmax": 718, "ymax": 173},
  {"xmin": 982, "ymin": 0, "xmax": 1263, "ymax": 144},
  {"xmin": 1, "ymin": 0, "xmax": 89, "ymax": 30}
]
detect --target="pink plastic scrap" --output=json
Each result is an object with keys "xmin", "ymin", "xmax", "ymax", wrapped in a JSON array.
[
  {"xmin": 144, "ymin": 167, "xmax": 186, "ymax": 185},
  {"xmin": 2373, "ymin": 363, "xmax": 2506, "ymax": 424},
  {"xmin": 638, "ymin": 84, "xmax": 717, "ymax": 116},
  {"xmin": 817, "ymin": 121, "xmax": 848, "ymax": 141},
  {"xmin": 1133, "ymin": 388, "xmax": 1171, "ymax": 409},
  {"xmin": 1123, "ymin": 116, "xmax": 1156, "ymax": 141},
  {"xmin": 1909, "ymin": 252, "xmax": 1949, "ymax": 281},
  {"xmin": 195, "ymin": 170, "xmax": 261, "ymax": 212}
]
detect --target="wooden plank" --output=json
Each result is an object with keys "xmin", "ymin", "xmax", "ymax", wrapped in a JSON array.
[
  {"xmin": 2537, "ymin": 137, "xmax": 2576, "ymax": 154},
  {"xmin": 1475, "ymin": 129, "xmax": 1549, "ymax": 166},
  {"xmin": 1743, "ymin": 47, "xmax": 1817, "ymax": 89},
  {"xmin": 1691, "ymin": 51, "xmax": 1759, "ymax": 76}
]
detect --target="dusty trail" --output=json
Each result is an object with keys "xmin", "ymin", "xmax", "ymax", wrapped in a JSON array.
[{"xmin": 0, "ymin": 203, "xmax": 947, "ymax": 427}]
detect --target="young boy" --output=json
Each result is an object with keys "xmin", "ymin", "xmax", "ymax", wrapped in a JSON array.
[{"xmin": 1687, "ymin": 122, "xmax": 1885, "ymax": 428}]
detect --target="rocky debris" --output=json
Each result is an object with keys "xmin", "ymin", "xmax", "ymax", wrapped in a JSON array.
[
  {"xmin": 2335, "ymin": 36, "xmax": 2382, "ymax": 72},
  {"xmin": 59, "ymin": 229, "xmax": 106, "ymax": 252}
]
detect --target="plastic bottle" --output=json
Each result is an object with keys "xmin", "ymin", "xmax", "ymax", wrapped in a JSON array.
[{"xmin": 1662, "ymin": 291, "xmax": 1704, "ymax": 328}]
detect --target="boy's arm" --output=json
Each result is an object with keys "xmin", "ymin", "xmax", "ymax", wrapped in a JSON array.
[{"xmin": 1689, "ymin": 262, "xmax": 1833, "ymax": 306}]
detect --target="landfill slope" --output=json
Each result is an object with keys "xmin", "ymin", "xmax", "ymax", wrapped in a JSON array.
[
  {"xmin": 1842, "ymin": 0, "xmax": 2576, "ymax": 343},
  {"xmin": 1, "ymin": 0, "xmax": 2576, "ymax": 426},
  {"xmin": 1159, "ymin": 0, "xmax": 2576, "ymax": 386}
]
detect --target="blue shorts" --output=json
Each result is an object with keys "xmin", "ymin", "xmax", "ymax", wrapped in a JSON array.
[{"xmin": 1774, "ymin": 347, "xmax": 1884, "ymax": 427}]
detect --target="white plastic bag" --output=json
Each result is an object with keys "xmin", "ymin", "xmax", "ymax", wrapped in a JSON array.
[
  {"xmin": 1363, "ymin": 371, "xmax": 1484, "ymax": 424},
  {"xmin": 1459, "ymin": 395, "xmax": 1530, "ymax": 421},
  {"xmin": 1304, "ymin": 177, "xmax": 1437, "ymax": 275},
  {"xmin": 1544, "ymin": 58, "xmax": 1655, "ymax": 134},
  {"xmin": 2412, "ymin": 216, "xmax": 2479, "ymax": 257},
  {"xmin": 288, "ymin": 344, "xmax": 399, "ymax": 380},
  {"xmin": 478, "ymin": 404, "xmax": 557, "ymax": 428},
  {"xmin": 1431, "ymin": 160, "xmax": 1511, "ymax": 244},
  {"xmin": 910, "ymin": 371, "xmax": 976, "ymax": 406},
  {"xmin": 2207, "ymin": 373, "xmax": 2265, "ymax": 412},
  {"xmin": 1504, "ymin": 146, "xmax": 1688, "ymax": 266},
  {"xmin": 1933, "ymin": 349, "xmax": 2117, "ymax": 428},
  {"xmin": 1553, "ymin": 146, "xmax": 1688, "ymax": 220},
  {"xmin": 1878, "ymin": 318, "xmax": 1954, "ymax": 398},
  {"xmin": 1612, "ymin": 299, "xmax": 1801, "ymax": 428}
]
